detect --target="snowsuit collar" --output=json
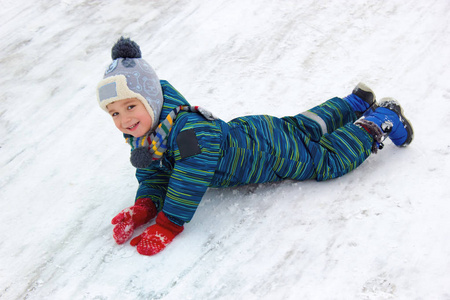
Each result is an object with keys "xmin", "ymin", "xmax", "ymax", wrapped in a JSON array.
[{"xmin": 125, "ymin": 105, "xmax": 216, "ymax": 168}]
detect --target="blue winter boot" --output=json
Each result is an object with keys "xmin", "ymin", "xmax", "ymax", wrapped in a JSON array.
[
  {"xmin": 344, "ymin": 82, "xmax": 377, "ymax": 118},
  {"xmin": 355, "ymin": 98, "xmax": 414, "ymax": 152}
]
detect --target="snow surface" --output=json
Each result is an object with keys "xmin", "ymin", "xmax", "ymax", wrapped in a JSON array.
[{"xmin": 1, "ymin": 0, "xmax": 450, "ymax": 299}]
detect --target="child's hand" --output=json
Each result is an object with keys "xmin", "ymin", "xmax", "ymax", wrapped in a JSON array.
[
  {"xmin": 130, "ymin": 212, "xmax": 184, "ymax": 256},
  {"xmin": 111, "ymin": 198, "xmax": 157, "ymax": 244}
]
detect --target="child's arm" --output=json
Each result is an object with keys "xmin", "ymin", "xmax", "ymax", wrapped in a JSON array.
[
  {"xmin": 110, "ymin": 165, "xmax": 170, "ymax": 245},
  {"xmin": 130, "ymin": 140, "xmax": 222, "ymax": 256},
  {"xmin": 162, "ymin": 117, "xmax": 224, "ymax": 224},
  {"xmin": 130, "ymin": 115, "xmax": 225, "ymax": 256},
  {"xmin": 135, "ymin": 166, "xmax": 171, "ymax": 212}
]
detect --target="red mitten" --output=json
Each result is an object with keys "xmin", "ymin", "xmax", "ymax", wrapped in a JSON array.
[
  {"xmin": 111, "ymin": 198, "xmax": 157, "ymax": 244},
  {"xmin": 130, "ymin": 212, "xmax": 184, "ymax": 256}
]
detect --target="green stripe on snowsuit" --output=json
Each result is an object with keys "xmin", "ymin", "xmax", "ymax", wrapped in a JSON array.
[
  {"xmin": 135, "ymin": 81, "xmax": 374, "ymax": 224},
  {"xmin": 210, "ymin": 97, "xmax": 372, "ymax": 186}
]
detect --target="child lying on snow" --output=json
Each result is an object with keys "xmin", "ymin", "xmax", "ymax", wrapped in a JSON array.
[{"xmin": 96, "ymin": 37, "xmax": 413, "ymax": 256}]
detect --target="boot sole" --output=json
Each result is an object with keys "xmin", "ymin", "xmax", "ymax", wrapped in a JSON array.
[
  {"xmin": 353, "ymin": 82, "xmax": 376, "ymax": 106},
  {"xmin": 353, "ymin": 82, "xmax": 377, "ymax": 118}
]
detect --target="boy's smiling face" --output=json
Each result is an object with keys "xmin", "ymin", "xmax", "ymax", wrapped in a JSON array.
[{"xmin": 107, "ymin": 98, "xmax": 153, "ymax": 137}]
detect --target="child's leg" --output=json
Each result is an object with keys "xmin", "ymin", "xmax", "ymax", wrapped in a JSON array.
[
  {"xmin": 281, "ymin": 83, "xmax": 377, "ymax": 181},
  {"xmin": 282, "ymin": 83, "xmax": 376, "ymax": 142},
  {"xmin": 282, "ymin": 97, "xmax": 356, "ymax": 142},
  {"xmin": 307, "ymin": 122, "xmax": 374, "ymax": 181},
  {"xmin": 300, "ymin": 97, "xmax": 413, "ymax": 182},
  {"xmin": 279, "ymin": 96, "xmax": 374, "ymax": 181}
]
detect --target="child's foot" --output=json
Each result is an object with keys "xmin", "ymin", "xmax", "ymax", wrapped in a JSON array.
[
  {"xmin": 361, "ymin": 98, "xmax": 414, "ymax": 147},
  {"xmin": 344, "ymin": 82, "xmax": 377, "ymax": 118}
]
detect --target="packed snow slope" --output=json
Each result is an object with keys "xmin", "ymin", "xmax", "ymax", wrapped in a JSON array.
[{"xmin": 1, "ymin": 0, "xmax": 450, "ymax": 299}]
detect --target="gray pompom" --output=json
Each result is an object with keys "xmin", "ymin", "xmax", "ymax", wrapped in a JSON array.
[
  {"xmin": 130, "ymin": 147, "xmax": 153, "ymax": 168},
  {"xmin": 111, "ymin": 37, "xmax": 142, "ymax": 60}
]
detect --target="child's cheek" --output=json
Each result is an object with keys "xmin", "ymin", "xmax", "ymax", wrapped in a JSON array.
[{"xmin": 113, "ymin": 119, "xmax": 123, "ymax": 132}]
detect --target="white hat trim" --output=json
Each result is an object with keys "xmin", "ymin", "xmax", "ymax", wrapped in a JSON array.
[{"xmin": 96, "ymin": 74, "xmax": 155, "ymax": 124}]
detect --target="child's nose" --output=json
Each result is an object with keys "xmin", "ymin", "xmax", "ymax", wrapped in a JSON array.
[{"xmin": 121, "ymin": 115, "xmax": 132, "ymax": 125}]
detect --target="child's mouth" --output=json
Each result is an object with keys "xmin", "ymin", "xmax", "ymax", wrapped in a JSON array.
[{"xmin": 127, "ymin": 122, "xmax": 140, "ymax": 131}]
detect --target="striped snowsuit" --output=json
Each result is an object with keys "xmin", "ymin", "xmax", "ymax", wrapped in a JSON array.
[{"xmin": 135, "ymin": 81, "xmax": 374, "ymax": 224}]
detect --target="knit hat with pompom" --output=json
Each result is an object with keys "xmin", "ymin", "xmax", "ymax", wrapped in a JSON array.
[{"xmin": 96, "ymin": 37, "xmax": 163, "ymax": 131}]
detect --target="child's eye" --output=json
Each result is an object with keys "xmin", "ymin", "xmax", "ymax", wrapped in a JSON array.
[
  {"xmin": 111, "ymin": 112, "xmax": 118, "ymax": 117},
  {"xmin": 127, "ymin": 105, "xmax": 136, "ymax": 110}
]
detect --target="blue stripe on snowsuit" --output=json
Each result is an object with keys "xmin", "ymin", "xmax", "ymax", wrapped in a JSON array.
[
  {"xmin": 210, "ymin": 97, "xmax": 372, "ymax": 187},
  {"xmin": 134, "ymin": 81, "xmax": 226, "ymax": 224},
  {"xmin": 281, "ymin": 97, "xmax": 373, "ymax": 180},
  {"xmin": 162, "ymin": 115, "xmax": 224, "ymax": 223},
  {"xmin": 135, "ymin": 81, "xmax": 374, "ymax": 224}
]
